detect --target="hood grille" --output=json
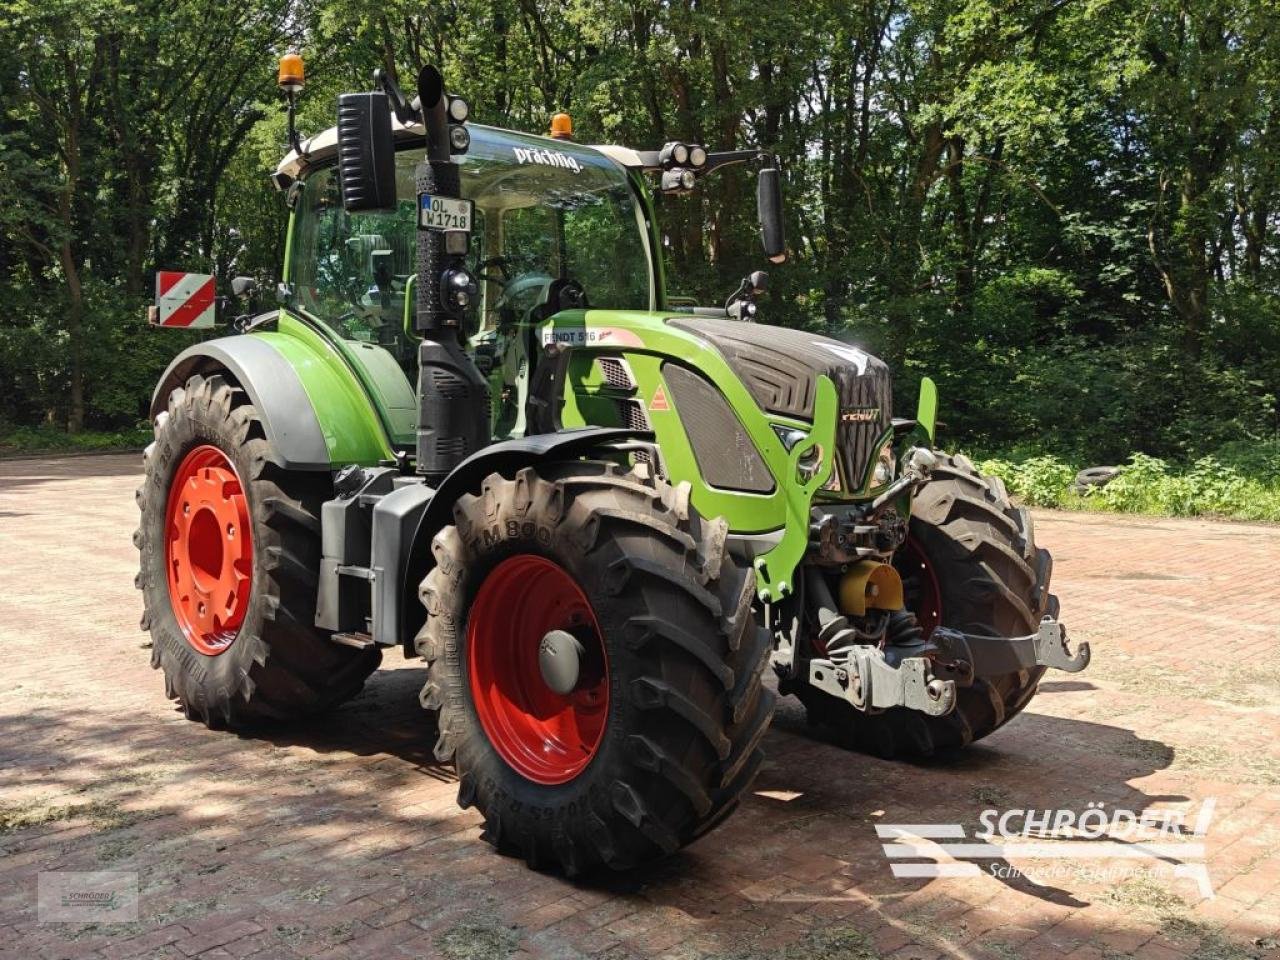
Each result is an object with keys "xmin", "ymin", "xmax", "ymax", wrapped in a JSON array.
[{"xmin": 833, "ymin": 366, "xmax": 892, "ymax": 489}]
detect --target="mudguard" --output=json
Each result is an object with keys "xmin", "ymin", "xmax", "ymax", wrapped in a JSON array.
[
  {"xmin": 392, "ymin": 426, "xmax": 644, "ymax": 650},
  {"xmin": 150, "ymin": 320, "xmax": 396, "ymax": 471},
  {"xmin": 152, "ymin": 336, "xmax": 331, "ymax": 470}
]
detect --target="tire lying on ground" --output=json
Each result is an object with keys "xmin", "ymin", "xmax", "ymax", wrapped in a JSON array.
[
  {"xmin": 134, "ymin": 372, "xmax": 380, "ymax": 727},
  {"xmin": 416, "ymin": 461, "xmax": 774, "ymax": 873},
  {"xmin": 799, "ymin": 452, "xmax": 1057, "ymax": 758}
]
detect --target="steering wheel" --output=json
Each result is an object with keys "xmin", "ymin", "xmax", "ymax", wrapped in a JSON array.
[{"xmin": 495, "ymin": 274, "xmax": 554, "ymax": 326}]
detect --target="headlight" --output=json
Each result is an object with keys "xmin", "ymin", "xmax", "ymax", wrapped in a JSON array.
[
  {"xmin": 796, "ymin": 444, "xmax": 822, "ymax": 483},
  {"xmin": 772, "ymin": 424, "xmax": 807, "ymax": 450},
  {"xmin": 872, "ymin": 445, "xmax": 895, "ymax": 487}
]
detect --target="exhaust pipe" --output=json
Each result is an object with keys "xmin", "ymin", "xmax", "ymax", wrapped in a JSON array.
[{"xmin": 413, "ymin": 66, "xmax": 489, "ymax": 484}]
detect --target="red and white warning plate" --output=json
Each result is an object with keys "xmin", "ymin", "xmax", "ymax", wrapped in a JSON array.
[{"xmin": 153, "ymin": 272, "xmax": 216, "ymax": 328}]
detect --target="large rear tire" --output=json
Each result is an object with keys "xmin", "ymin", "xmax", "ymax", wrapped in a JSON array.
[
  {"xmin": 134, "ymin": 373, "xmax": 380, "ymax": 727},
  {"xmin": 798, "ymin": 452, "xmax": 1056, "ymax": 758},
  {"xmin": 417, "ymin": 462, "xmax": 773, "ymax": 874}
]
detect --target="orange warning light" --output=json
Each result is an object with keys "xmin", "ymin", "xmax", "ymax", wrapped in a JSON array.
[
  {"xmin": 278, "ymin": 52, "xmax": 305, "ymax": 93},
  {"xmin": 549, "ymin": 112, "xmax": 573, "ymax": 140}
]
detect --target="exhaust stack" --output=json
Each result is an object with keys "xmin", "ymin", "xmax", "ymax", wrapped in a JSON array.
[{"xmin": 412, "ymin": 66, "xmax": 489, "ymax": 484}]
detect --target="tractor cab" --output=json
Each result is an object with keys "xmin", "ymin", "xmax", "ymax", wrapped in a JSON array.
[{"xmin": 279, "ymin": 124, "xmax": 656, "ymax": 445}]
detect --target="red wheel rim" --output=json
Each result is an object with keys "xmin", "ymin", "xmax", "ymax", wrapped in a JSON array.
[
  {"xmin": 467, "ymin": 555, "xmax": 609, "ymax": 785},
  {"xmin": 164, "ymin": 445, "xmax": 253, "ymax": 656},
  {"xmin": 897, "ymin": 536, "xmax": 943, "ymax": 638}
]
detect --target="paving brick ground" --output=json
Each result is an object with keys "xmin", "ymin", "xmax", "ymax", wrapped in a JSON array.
[{"xmin": 1, "ymin": 453, "xmax": 1278, "ymax": 960}]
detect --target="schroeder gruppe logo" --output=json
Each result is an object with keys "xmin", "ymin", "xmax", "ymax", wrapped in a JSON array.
[
  {"xmin": 877, "ymin": 798, "xmax": 1216, "ymax": 898},
  {"xmin": 38, "ymin": 871, "xmax": 139, "ymax": 923}
]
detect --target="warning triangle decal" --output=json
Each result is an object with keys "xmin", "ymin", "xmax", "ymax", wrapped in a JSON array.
[{"xmin": 650, "ymin": 383, "xmax": 670, "ymax": 412}]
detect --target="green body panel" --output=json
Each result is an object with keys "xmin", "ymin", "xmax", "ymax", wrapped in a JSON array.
[
  {"xmin": 255, "ymin": 313, "xmax": 398, "ymax": 466},
  {"xmin": 916, "ymin": 376, "xmax": 938, "ymax": 444},
  {"xmin": 546, "ymin": 308, "xmax": 836, "ymax": 601}
]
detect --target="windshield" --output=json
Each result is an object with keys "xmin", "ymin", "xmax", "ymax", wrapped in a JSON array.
[{"xmin": 286, "ymin": 126, "xmax": 653, "ymax": 369}]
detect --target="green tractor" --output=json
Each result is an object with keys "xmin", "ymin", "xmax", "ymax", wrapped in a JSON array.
[{"xmin": 135, "ymin": 59, "xmax": 1088, "ymax": 873}]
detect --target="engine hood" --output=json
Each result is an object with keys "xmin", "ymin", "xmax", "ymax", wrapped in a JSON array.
[{"xmin": 665, "ymin": 316, "xmax": 892, "ymax": 488}]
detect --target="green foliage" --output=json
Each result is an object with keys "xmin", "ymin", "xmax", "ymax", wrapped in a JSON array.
[
  {"xmin": 978, "ymin": 444, "xmax": 1280, "ymax": 522},
  {"xmin": 1, "ymin": 0, "xmax": 1277, "ymax": 479},
  {"xmin": 977, "ymin": 455, "xmax": 1076, "ymax": 508},
  {"xmin": 0, "ymin": 424, "xmax": 150, "ymax": 455}
]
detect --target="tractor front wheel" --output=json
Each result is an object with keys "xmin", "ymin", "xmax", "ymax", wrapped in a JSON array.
[
  {"xmin": 798, "ymin": 452, "xmax": 1056, "ymax": 758},
  {"xmin": 417, "ymin": 462, "xmax": 773, "ymax": 873}
]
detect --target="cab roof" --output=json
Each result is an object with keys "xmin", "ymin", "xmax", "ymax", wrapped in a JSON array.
[{"xmin": 274, "ymin": 116, "xmax": 646, "ymax": 185}]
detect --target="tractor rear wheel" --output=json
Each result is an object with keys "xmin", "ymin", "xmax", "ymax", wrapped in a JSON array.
[
  {"xmin": 417, "ymin": 462, "xmax": 773, "ymax": 874},
  {"xmin": 799, "ymin": 452, "xmax": 1056, "ymax": 758},
  {"xmin": 134, "ymin": 372, "xmax": 380, "ymax": 727}
]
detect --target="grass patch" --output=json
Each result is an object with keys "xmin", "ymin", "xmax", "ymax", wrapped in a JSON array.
[
  {"xmin": 1100, "ymin": 875, "xmax": 1265, "ymax": 960},
  {"xmin": 710, "ymin": 923, "xmax": 882, "ymax": 960},
  {"xmin": 435, "ymin": 915, "xmax": 520, "ymax": 960},
  {"xmin": 1091, "ymin": 653, "xmax": 1280, "ymax": 710},
  {"xmin": 972, "ymin": 785, "xmax": 1012, "ymax": 807},
  {"xmin": 782, "ymin": 925, "xmax": 880, "ymax": 960},
  {"xmin": 974, "ymin": 443, "xmax": 1280, "ymax": 522},
  {"xmin": 0, "ymin": 798, "xmax": 138, "ymax": 835},
  {"xmin": 0, "ymin": 424, "xmax": 150, "ymax": 456},
  {"xmin": 1169, "ymin": 744, "xmax": 1280, "ymax": 785}
]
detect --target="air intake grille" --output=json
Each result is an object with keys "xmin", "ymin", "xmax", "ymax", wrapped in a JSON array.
[
  {"xmin": 596, "ymin": 356, "xmax": 636, "ymax": 392},
  {"xmin": 834, "ymin": 366, "xmax": 892, "ymax": 488},
  {"xmin": 616, "ymin": 398, "xmax": 650, "ymax": 432}
]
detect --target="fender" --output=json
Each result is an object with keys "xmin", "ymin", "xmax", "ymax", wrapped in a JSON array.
[
  {"xmin": 382, "ymin": 426, "xmax": 645, "ymax": 651},
  {"xmin": 150, "ymin": 316, "xmax": 396, "ymax": 471}
]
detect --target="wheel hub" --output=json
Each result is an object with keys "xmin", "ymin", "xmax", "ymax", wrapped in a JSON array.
[
  {"xmin": 538, "ymin": 629, "xmax": 585, "ymax": 695},
  {"xmin": 164, "ymin": 445, "xmax": 253, "ymax": 656},
  {"xmin": 467, "ymin": 555, "xmax": 608, "ymax": 785}
]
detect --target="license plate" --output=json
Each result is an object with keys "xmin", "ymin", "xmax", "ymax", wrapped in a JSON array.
[{"xmin": 418, "ymin": 194, "xmax": 473, "ymax": 232}]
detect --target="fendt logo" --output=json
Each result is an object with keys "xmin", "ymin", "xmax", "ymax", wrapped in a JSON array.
[
  {"xmin": 841, "ymin": 407, "xmax": 880, "ymax": 423},
  {"xmin": 513, "ymin": 147, "xmax": 582, "ymax": 173},
  {"xmin": 876, "ymin": 798, "xmax": 1217, "ymax": 898}
]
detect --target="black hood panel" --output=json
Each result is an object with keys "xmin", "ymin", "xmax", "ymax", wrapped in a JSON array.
[{"xmin": 667, "ymin": 316, "xmax": 892, "ymax": 486}]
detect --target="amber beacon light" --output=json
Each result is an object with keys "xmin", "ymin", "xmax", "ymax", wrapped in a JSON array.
[
  {"xmin": 278, "ymin": 52, "xmax": 305, "ymax": 93},
  {"xmin": 549, "ymin": 112, "xmax": 573, "ymax": 140}
]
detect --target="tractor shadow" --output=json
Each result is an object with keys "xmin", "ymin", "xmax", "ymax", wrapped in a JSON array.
[
  {"xmin": 582, "ymin": 697, "xmax": 1179, "ymax": 924},
  {"xmin": 239, "ymin": 664, "xmax": 452, "ymax": 780},
  {"xmin": 0, "ymin": 676, "xmax": 1233, "ymax": 960},
  {"xmin": 221, "ymin": 666, "xmax": 1179, "ymax": 916}
]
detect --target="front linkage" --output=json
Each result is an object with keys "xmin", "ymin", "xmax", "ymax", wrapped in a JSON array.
[{"xmin": 777, "ymin": 446, "xmax": 1089, "ymax": 724}]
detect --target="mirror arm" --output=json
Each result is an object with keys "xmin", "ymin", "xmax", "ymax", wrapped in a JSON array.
[
  {"xmin": 701, "ymin": 149, "xmax": 764, "ymax": 174},
  {"xmin": 374, "ymin": 68, "xmax": 420, "ymax": 126}
]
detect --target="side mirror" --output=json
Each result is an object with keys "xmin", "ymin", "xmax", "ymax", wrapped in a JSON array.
[
  {"xmin": 231, "ymin": 276, "xmax": 257, "ymax": 299},
  {"xmin": 336, "ymin": 91, "xmax": 397, "ymax": 212},
  {"xmin": 757, "ymin": 166, "xmax": 786, "ymax": 264}
]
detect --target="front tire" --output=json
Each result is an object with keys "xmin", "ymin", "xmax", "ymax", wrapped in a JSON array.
[
  {"xmin": 799, "ymin": 452, "xmax": 1056, "ymax": 758},
  {"xmin": 134, "ymin": 373, "xmax": 380, "ymax": 727},
  {"xmin": 416, "ymin": 462, "xmax": 773, "ymax": 874}
]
